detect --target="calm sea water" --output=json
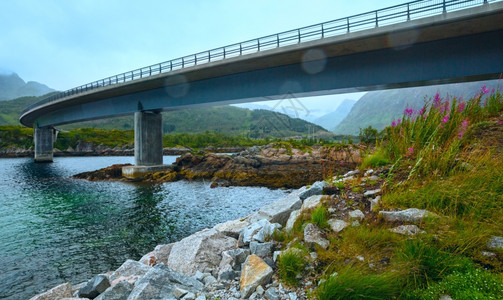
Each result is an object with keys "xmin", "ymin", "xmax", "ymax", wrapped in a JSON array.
[{"xmin": 0, "ymin": 156, "xmax": 289, "ymax": 300}]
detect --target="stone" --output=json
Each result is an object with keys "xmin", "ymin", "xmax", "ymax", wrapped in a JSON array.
[
  {"xmin": 344, "ymin": 170, "xmax": 360, "ymax": 177},
  {"xmin": 217, "ymin": 251, "xmax": 234, "ymax": 279},
  {"xmin": 239, "ymin": 219, "xmax": 281, "ymax": 245},
  {"xmin": 298, "ymin": 181, "xmax": 326, "ymax": 200},
  {"xmin": 289, "ymin": 292, "xmax": 298, "ymax": 300},
  {"xmin": 219, "ymin": 270, "xmax": 238, "ymax": 281},
  {"xmin": 203, "ymin": 275, "xmax": 218, "ymax": 286},
  {"xmin": 379, "ymin": 208, "xmax": 438, "ymax": 223},
  {"xmin": 304, "ymin": 223, "xmax": 330, "ymax": 249},
  {"xmin": 226, "ymin": 248, "xmax": 251, "ymax": 270},
  {"xmin": 174, "ymin": 287, "xmax": 189, "ymax": 299},
  {"xmin": 352, "ymin": 220, "xmax": 360, "ymax": 227},
  {"xmin": 487, "ymin": 236, "xmax": 503, "ymax": 250},
  {"xmin": 109, "ymin": 259, "xmax": 152, "ymax": 286},
  {"xmin": 214, "ymin": 218, "xmax": 250, "ymax": 239},
  {"xmin": 328, "ymin": 219, "xmax": 348, "ymax": 233},
  {"xmin": 370, "ymin": 196, "xmax": 380, "ymax": 211},
  {"xmin": 139, "ymin": 251, "xmax": 157, "ymax": 266},
  {"xmin": 77, "ymin": 274, "xmax": 110, "ymax": 299},
  {"xmin": 301, "ymin": 195, "xmax": 324, "ymax": 211},
  {"xmin": 348, "ymin": 209, "xmax": 365, "ymax": 220},
  {"xmin": 127, "ymin": 264, "xmax": 202, "ymax": 300},
  {"xmin": 182, "ymin": 292, "xmax": 196, "ymax": 300},
  {"xmin": 240, "ymin": 255, "xmax": 274, "ymax": 299},
  {"xmin": 364, "ymin": 189, "xmax": 381, "ymax": 197},
  {"xmin": 256, "ymin": 285, "xmax": 265, "ymax": 295},
  {"xmin": 153, "ymin": 243, "xmax": 174, "ymax": 265},
  {"xmin": 168, "ymin": 228, "xmax": 237, "ymax": 275},
  {"xmin": 265, "ymin": 287, "xmax": 279, "ymax": 300},
  {"xmin": 29, "ymin": 283, "xmax": 73, "ymax": 300},
  {"xmin": 482, "ymin": 251, "xmax": 497, "ymax": 258},
  {"xmin": 250, "ymin": 242, "xmax": 274, "ymax": 258},
  {"xmin": 254, "ymin": 191, "xmax": 302, "ymax": 225},
  {"xmin": 389, "ymin": 225, "xmax": 424, "ymax": 236},
  {"xmin": 285, "ymin": 209, "xmax": 301, "ymax": 232},
  {"xmin": 439, "ymin": 295, "xmax": 453, "ymax": 300},
  {"xmin": 195, "ymin": 295, "xmax": 206, "ymax": 300},
  {"xmin": 273, "ymin": 251, "xmax": 282, "ymax": 262},
  {"xmin": 364, "ymin": 169, "xmax": 374, "ymax": 176},
  {"xmin": 95, "ymin": 280, "xmax": 134, "ymax": 300}
]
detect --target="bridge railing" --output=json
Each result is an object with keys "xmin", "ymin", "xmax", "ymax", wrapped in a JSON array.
[{"xmin": 24, "ymin": 0, "xmax": 499, "ymax": 114}]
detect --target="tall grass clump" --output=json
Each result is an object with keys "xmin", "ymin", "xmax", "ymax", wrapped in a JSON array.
[
  {"xmin": 277, "ymin": 248, "xmax": 307, "ymax": 286},
  {"xmin": 316, "ymin": 267, "xmax": 399, "ymax": 300},
  {"xmin": 311, "ymin": 205, "xmax": 329, "ymax": 229},
  {"xmin": 382, "ymin": 85, "xmax": 503, "ymax": 178}
]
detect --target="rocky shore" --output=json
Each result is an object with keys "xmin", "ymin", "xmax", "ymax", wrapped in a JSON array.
[
  {"xmin": 73, "ymin": 144, "xmax": 363, "ymax": 189},
  {"xmin": 29, "ymin": 165, "xmax": 503, "ymax": 300},
  {"xmin": 0, "ymin": 142, "xmax": 246, "ymax": 158}
]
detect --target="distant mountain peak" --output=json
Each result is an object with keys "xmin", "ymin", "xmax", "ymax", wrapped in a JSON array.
[{"xmin": 0, "ymin": 72, "xmax": 55, "ymax": 101}]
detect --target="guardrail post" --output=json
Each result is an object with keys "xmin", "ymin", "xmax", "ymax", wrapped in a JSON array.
[
  {"xmin": 347, "ymin": 17, "xmax": 350, "ymax": 33},
  {"xmin": 240, "ymin": 44, "xmax": 242, "ymax": 55},
  {"xmin": 258, "ymin": 39, "xmax": 260, "ymax": 51},
  {"xmin": 443, "ymin": 0, "xmax": 446, "ymax": 13},
  {"xmin": 224, "ymin": 47, "xmax": 226, "ymax": 59},
  {"xmin": 195, "ymin": 54, "xmax": 197, "ymax": 65},
  {"xmin": 375, "ymin": 11, "xmax": 378, "ymax": 27},
  {"xmin": 170, "ymin": 61, "xmax": 173, "ymax": 71},
  {"xmin": 276, "ymin": 34, "xmax": 280, "ymax": 47},
  {"xmin": 182, "ymin": 57, "xmax": 184, "ymax": 68},
  {"xmin": 321, "ymin": 24, "xmax": 324, "ymax": 38},
  {"xmin": 298, "ymin": 29, "xmax": 301, "ymax": 43},
  {"xmin": 483, "ymin": 0, "xmax": 488, "ymax": 3},
  {"xmin": 407, "ymin": 3, "xmax": 410, "ymax": 20}
]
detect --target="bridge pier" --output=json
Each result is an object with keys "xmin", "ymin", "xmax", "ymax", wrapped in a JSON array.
[
  {"xmin": 34, "ymin": 127, "xmax": 54, "ymax": 163},
  {"xmin": 134, "ymin": 111, "xmax": 163, "ymax": 166}
]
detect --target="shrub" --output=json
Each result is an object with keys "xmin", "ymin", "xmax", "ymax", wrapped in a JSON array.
[
  {"xmin": 277, "ymin": 248, "xmax": 307, "ymax": 286},
  {"xmin": 361, "ymin": 149, "xmax": 391, "ymax": 168}
]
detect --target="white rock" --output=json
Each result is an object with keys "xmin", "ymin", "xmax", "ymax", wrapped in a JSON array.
[
  {"xmin": 348, "ymin": 209, "xmax": 365, "ymax": 220},
  {"xmin": 364, "ymin": 189, "xmax": 381, "ymax": 197},
  {"xmin": 370, "ymin": 196, "xmax": 380, "ymax": 211},
  {"xmin": 487, "ymin": 236, "xmax": 503, "ymax": 250},
  {"xmin": 304, "ymin": 223, "xmax": 329, "ymax": 249},
  {"xmin": 328, "ymin": 219, "xmax": 348, "ymax": 233},
  {"xmin": 168, "ymin": 228, "xmax": 238, "ymax": 276},
  {"xmin": 253, "ymin": 191, "xmax": 302, "ymax": 225},
  {"xmin": 389, "ymin": 225, "xmax": 424, "ymax": 236},
  {"xmin": 301, "ymin": 195, "xmax": 324, "ymax": 211},
  {"xmin": 214, "ymin": 218, "xmax": 251, "ymax": 239},
  {"xmin": 109, "ymin": 259, "xmax": 152, "ymax": 286},
  {"xmin": 174, "ymin": 287, "xmax": 189, "ymax": 299},
  {"xmin": 379, "ymin": 208, "xmax": 438, "ymax": 223},
  {"xmin": 344, "ymin": 170, "xmax": 360, "ymax": 177},
  {"xmin": 285, "ymin": 209, "xmax": 301, "ymax": 232},
  {"xmin": 239, "ymin": 219, "xmax": 281, "ymax": 245},
  {"xmin": 29, "ymin": 283, "xmax": 73, "ymax": 300}
]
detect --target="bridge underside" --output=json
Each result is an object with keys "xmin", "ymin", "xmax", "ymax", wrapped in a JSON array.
[{"xmin": 33, "ymin": 29, "xmax": 503, "ymax": 128}]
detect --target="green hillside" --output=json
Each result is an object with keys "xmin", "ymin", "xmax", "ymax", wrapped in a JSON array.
[
  {"xmin": 0, "ymin": 73, "xmax": 55, "ymax": 100},
  {"xmin": 334, "ymin": 80, "xmax": 501, "ymax": 135}
]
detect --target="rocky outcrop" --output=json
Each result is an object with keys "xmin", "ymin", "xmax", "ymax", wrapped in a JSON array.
[
  {"xmin": 379, "ymin": 208, "xmax": 438, "ymax": 223},
  {"xmin": 76, "ymin": 275, "xmax": 110, "ymax": 299},
  {"xmin": 240, "ymin": 255, "xmax": 274, "ymax": 298},
  {"xmin": 28, "ymin": 283, "xmax": 73, "ymax": 300}
]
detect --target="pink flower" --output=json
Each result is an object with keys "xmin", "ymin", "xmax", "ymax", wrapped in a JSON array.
[
  {"xmin": 397, "ymin": 119, "xmax": 402, "ymax": 125},
  {"xmin": 491, "ymin": 88, "xmax": 496, "ymax": 94},
  {"xmin": 433, "ymin": 92, "xmax": 442, "ymax": 108},
  {"xmin": 419, "ymin": 107, "xmax": 426, "ymax": 115},
  {"xmin": 458, "ymin": 102, "xmax": 466, "ymax": 113},
  {"xmin": 407, "ymin": 147, "xmax": 414, "ymax": 156},
  {"xmin": 458, "ymin": 119, "xmax": 468, "ymax": 139},
  {"xmin": 404, "ymin": 108, "xmax": 414, "ymax": 117},
  {"xmin": 481, "ymin": 84, "xmax": 490, "ymax": 95},
  {"xmin": 442, "ymin": 115, "xmax": 450, "ymax": 124},
  {"xmin": 391, "ymin": 120, "xmax": 397, "ymax": 127}
]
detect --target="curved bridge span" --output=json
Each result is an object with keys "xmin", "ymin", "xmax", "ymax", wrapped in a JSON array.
[{"xmin": 20, "ymin": 0, "xmax": 503, "ymax": 164}]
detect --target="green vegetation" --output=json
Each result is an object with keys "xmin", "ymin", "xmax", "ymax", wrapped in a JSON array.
[
  {"xmin": 0, "ymin": 125, "xmax": 34, "ymax": 149},
  {"xmin": 310, "ymin": 205, "xmax": 329, "ymax": 229},
  {"xmin": 277, "ymin": 248, "xmax": 307, "ymax": 286},
  {"xmin": 272, "ymin": 84, "xmax": 503, "ymax": 299}
]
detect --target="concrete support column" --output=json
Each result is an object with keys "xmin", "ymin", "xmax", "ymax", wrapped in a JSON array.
[
  {"xmin": 34, "ymin": 127, "xmax": 54, "ymax": 163},
  {"xmin": 134, "ymin": 111, "xmax": 163, "ymax": 166}
]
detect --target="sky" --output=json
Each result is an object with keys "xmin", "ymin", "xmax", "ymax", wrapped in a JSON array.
[{"xmin": 0, "ymin": 0, "xmax": 406, "ymax": 116}]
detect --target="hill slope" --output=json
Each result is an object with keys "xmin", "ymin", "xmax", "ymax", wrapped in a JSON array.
[
  {"xmin": 0, "ymin": 73, "xmax": 55, "ymax": 100},
  {"xmin": 334, "ymin": 80, "xmax": 501, "ymax": 135},
  {"xmin": 313, "ymin": 99, "xmax": 356, "ymax": 130}
]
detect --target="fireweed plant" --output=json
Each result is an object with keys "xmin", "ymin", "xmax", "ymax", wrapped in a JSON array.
[{"xmin": 383, "ymin": 84, "xmax": 503, "ymax": 179}]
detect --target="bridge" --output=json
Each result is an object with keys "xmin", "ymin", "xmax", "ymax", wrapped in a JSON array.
[{"xmin": 20, "ymin": 0, "xmax": 503, "ymax": 169}]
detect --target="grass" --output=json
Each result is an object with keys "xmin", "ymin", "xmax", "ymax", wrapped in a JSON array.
[
  {"xmin": 317, "ymin": 267, "xmax": 400, "ymax": 300},
  {"xmin": 277, "ymin": 248, "xmax": 308, "ymax": 286},
  {"xmin": 310, "ymin": 205, "xmax": 329, "ymax": 229}
]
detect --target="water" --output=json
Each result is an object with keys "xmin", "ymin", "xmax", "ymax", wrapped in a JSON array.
[{"xmin": 0, "ymin": 156, "xmax": 289, "ymax": 300}]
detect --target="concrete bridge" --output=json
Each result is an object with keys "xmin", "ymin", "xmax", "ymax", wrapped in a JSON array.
[{"xmin": 20, "ymin": 0, "xmax": 503, "ymax": 168}]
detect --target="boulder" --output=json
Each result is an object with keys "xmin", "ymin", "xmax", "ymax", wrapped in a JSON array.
[
  {"xmin": 127, "ymin": 264, "xmax": 202, "ymax": 300},
  {"xmin": 109, "ymin": 259, "xmax": 152, "ymax": 286},
  {"xmin": 487, "ymin": 236, "xmax": 503, "ymax": 250},
  {"xmin": 348, "ymin": 209, "xmax": 365, "ymax": 221},
  {"xmin": 370, "ymin": 196, "xmax": 380, "ymax": 211},
  {"xmin": 239, "ymin": 219, "xmax": 281, "ymax": 245},
  {"xmin": 264, "ymin": 287, "xmax": 279, "ymax": 300},
  {"xmin": 344, "ymin": 170, "xmax": 360, "ymax": 177},
  {"xmin": 389, "ymin": 225, "xmax": 424, "ymax": 236},
  {"xmin": 77, "ymin": 274, "xmax": 110, "ymax": 299},
  {"xmin": 29, "ymin": 283, "xmax": 73, "ymax": 300},
  {"xmin": 285, "ymin": 209, "xmax": 301, "ymax": 232},
  {"xmin": 327, "ymin": 219, "xmax": 348, "ymax": 233},
  {"xmin": 226, "ymin": 248, "xmax": 251, "ymax": 270},
  {"xmin": 240, "ymin": 255, "xmax": 274, "ymax": 299},
  {"xmin": 301, "ymin": 195, "xmax": 324, "ymax": 211},
  {"xmin": 214, "ymin": 218, "xmax": 250, "ymax": 239},
  {"xmin": 304, "ymin": 223, "xmax": 329, "ymax": 249},
  {"xmin": 95, "ymin": 280, "xmax": 133, "ymax": 300},
  {"xmin": 364, "ymin": 189, "xmax": 381, "ymax": 197},
  {"xmin": 250, "ymin": 242, "xmax": 274, "ymax": 258},
  {"xmin": 379, "ymin": 208, "xmax": 438, "ymax": 223},
  {"xmin": 253, "ymin": 191, "xmax": 302, "ymax": 225},
  {"xmin": 168, "ymin": 228, "xmax": 238, "ymax": 276},
  {"xmin": 298, "ymin": 181, "xmax": 326, "ymax": 201}
]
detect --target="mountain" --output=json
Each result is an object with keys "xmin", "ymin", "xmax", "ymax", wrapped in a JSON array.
[
  {"xmin": 0, "ymin": 73, "xmax": 55, "ymax": 100},
  {"xmin": 333, "ymin": 80, "xmax": 501, "ymax": 135},
  {"xmin": 312, "ymin": 99, "xmax": 356, "ymax": 130}
]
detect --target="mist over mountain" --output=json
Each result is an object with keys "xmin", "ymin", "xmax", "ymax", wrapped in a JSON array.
[
  {"xmin": 0, "ymin": 72, "xmax": 55, "ymax": 100},
  {"xmin": 312, "ymin": 99, "xmax": 356, "ymax": 130},
  {"xmin": 333, "ymin": 80, "xmax": 501, "ymax": 135}
]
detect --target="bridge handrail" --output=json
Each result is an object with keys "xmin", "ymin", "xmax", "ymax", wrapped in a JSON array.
[{"xmin": 23, "ymin": 0, "xmax": 498, "ymax": 114}]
